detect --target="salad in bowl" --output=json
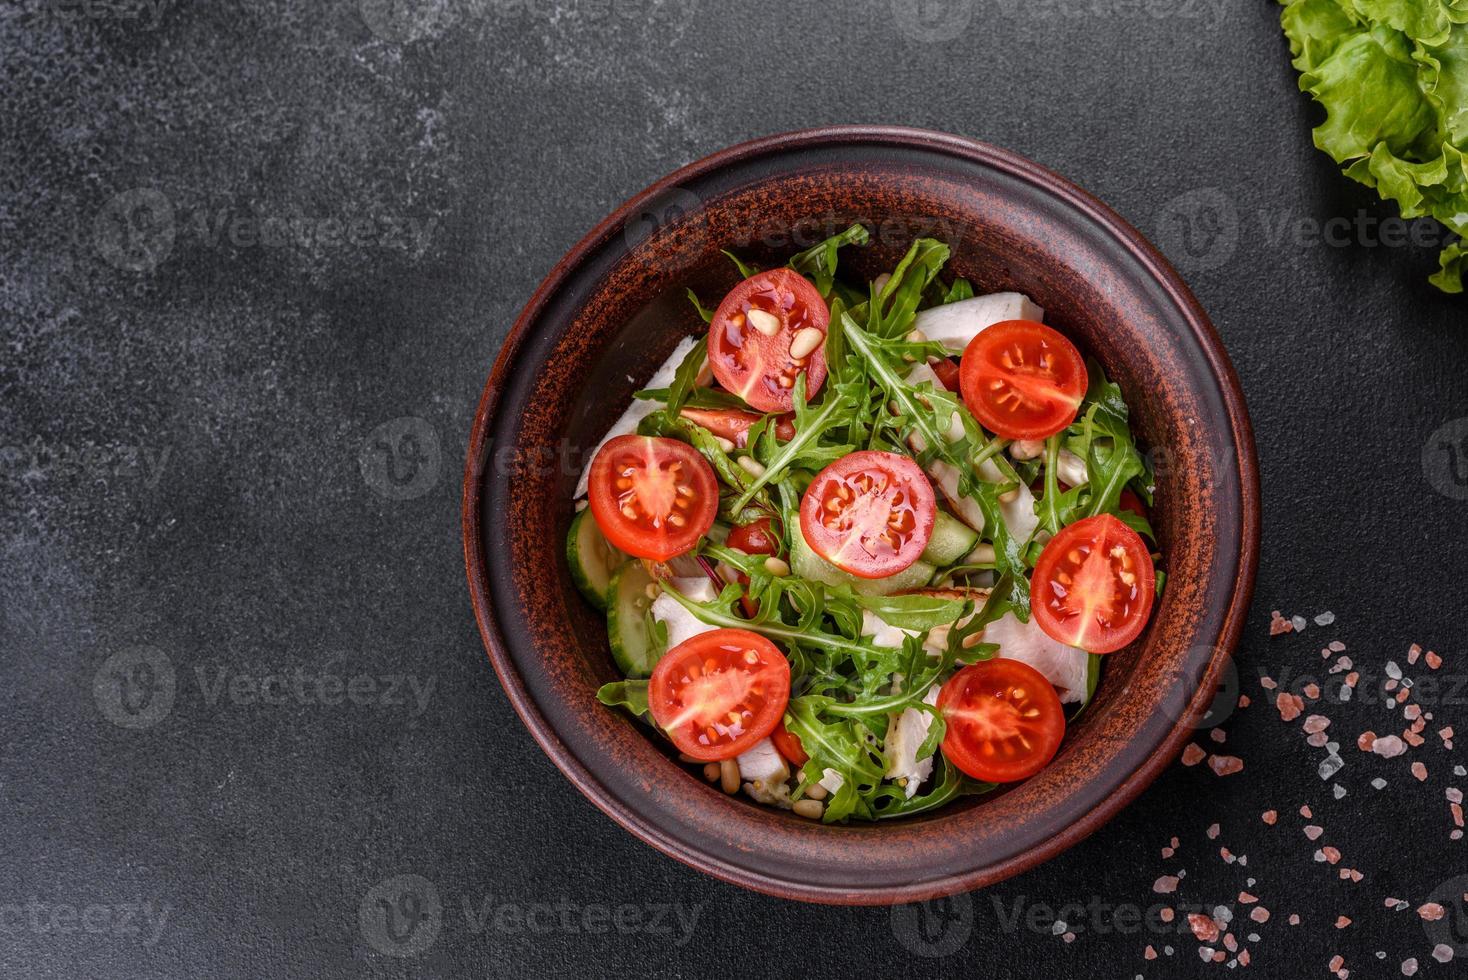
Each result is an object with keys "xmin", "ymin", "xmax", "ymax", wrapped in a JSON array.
[{"xmin": 567, "ymin": 225, "xmax": 1162, "ymax": 823}]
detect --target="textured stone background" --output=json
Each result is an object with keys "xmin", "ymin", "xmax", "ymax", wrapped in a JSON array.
[{"xmin": 3, "ymin": 1, "xmax": 1467, "ymax": 977}]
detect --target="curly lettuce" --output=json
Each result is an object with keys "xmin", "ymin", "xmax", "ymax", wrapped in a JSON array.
[{"xmin": 1280, "ymin": 0, "xmax": 1468, "ymax": 292}]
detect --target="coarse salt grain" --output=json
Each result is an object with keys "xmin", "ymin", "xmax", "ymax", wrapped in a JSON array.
[
  {"xmin": 1250, "ymin": 907, "xmax": 1269, "ymax": 922},
  {"xmin": 1207, "ymin": 823, "xmax": 1220, "ymax": 839},
  {"xmin": 1277, "ymin": 693, "xmax": 1304, "ymax": 721},
  {"xmin": 1304, "ymin": 683, "xmax": 1321, "ymax": 699},
  {"xmin": 1335, "ymin": 916, "xmax": 1351, "ymax": 928},
  {"xmin": 1189, "ymin": 914, "xmax": 1220, "ymax": 943},
  {"xmin": 1412, "ymin": 762, "xmax": 1428, "ymax": 781},
  {"xmin": 1304, "ymin": 825, "xmax": 1323, "ymax": 840},
  {"xmin": 1305, "ymin": 715, "xmax": 1331, "ymax": 733},
  {"xmin": 1261, "ymin": 810, "xmax": 1277, "ymax": 824},
  {"xmin": 1239, "ymin": 891, "xmax": 1257, "ymax": 903},
  {"xmin": 1419, "ymin": 903, "xmax": 1446, "ymax": 921},
  {"xmin": 1154, "ymin": 875, "xmax": 1179, "ymax": 894},
  {"xmin": 1315, "ymin": 611, "xmax": 1335, "ymax": 626},
  {"xmin": 1208, "ymin": 754, "xmax": 1244, "ymax": 776},
  {"xmin": 1426, "ymin": 651, "xmax": 1442, "ymax": 669},
  {"xmin": 1334, "ymin": 784, "xmax": 1347, "ymax": 799},
  {"xmin": 1270, "ymin": 611, "xmax": 1293, "ymax": 635},
  {"xmin": 1372, "ymin": 735, "xmax": 1407, "ymax": 758},
  {"xmin": 1432, "ymin": 945, "xmax": 1454, "ymax": 963},
  {"xmin": 1291, "ymin": 615, "xmax": 1307, "ymax": 632},
  {"xmin": 1182, "ymin": 743, "xmax": 1206, "ymax": 766},
  {"xmin": 1402, "ymin": 959, "xmax": 1418, "ymax": 977},
  {"xmin": 1408, "ymin": 643, "xmax": 1422, "ymax": 664}
]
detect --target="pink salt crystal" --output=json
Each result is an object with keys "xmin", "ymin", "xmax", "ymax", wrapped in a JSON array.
[
  {"xmin": 1358, "ymin": 731, "xmax": 1377, "ymax": 752},
  {"xmin": 1250, "ymin": 907, "xmax": 1269, "ymax": 922},
  {"xmin": 1322, "ymin": 846, "xmax": 1341, "ymax": 864},
  {"xmin": 1304, "ymin": 683, "xmax": 1321, "ymax": 699},
  {"xmin": 1300, "ymin": 804, "xmax": 1313, "ymax": 817},
  {"xmin": 1307, "ymin": 732, "xmax": 1329, "ymax": 748},
  {"xmin": 1289, "ymin": 914, "xmax": 1300, "ymax": 925},
  {"xmin": 1404, "ymin": 704, "xmax": 1422, "ymax": 721},
  {"xmin": 1261, "ymin": 810, "xmax": 1277, "ymax": 825},
  {"xmin": 1304, "ymin": 825, "xmax": 1323, "ymax": 840},
  {"xmin": 1269, "ymin": 611, "xmax": 1292, "ymax": 635},
  {"xmin": 1144, "ymin": 945, "xmax": 1157, "ymax": 960},
  {"xmin": 1260, "ymin": 675, "xmax": 1277, "ymax": 690},
  {"xmin": 1402, "ymin": 960, "xmax": 1418, "ymax": 977},
  {"xmin": 1329, "ymin": 640, "xmax": 1346, "ymax": 652},
  {"xmin": 1238, "ymin": 891, "xmax": 1257, "ymax": 904},
  {"xmin": 1062, "ymin": 932, "xmax": 1075, "ymax": 943},
  {"xmin": 1408, "ymin": 643, "xmax": 1422, "ymax": 664},
  {"xmin": 1207, "ymin": 823, "xmax": 1220, "ymax": 839},
  {"xmin": 1238, "ymin": 694, "xmax": 1251, "ymax": 708},
  {"xmin": 1182, "ymin": 743, "xmax": 1206, "ymax": 766},
  {"xmin": 1349, "ymin": 869, "xmax": 1363, "ymax": 882},
  {"xmin": 1329, "ymin": 955, "xmax": 1344, "ymax": 972},
  {"xmin": 1276, "ymin": 693, "xmax": 1303, "ymax": 721},
  {"xmin": 1189, "ymin": 914, "xmax": 1220, "ymax": 943},
  {"xmin": 1154, "ymin": 875, "xmax": 1179, "ymax": 894},
  {"xmin": 1210, "ymin": 728, "xmax": 1226, "ymax": 744},
  {"xmin": 1239, "ymin": 950, "xmax": 1251, "ymax": 967},
  {"xmin": 1209, "ymin": 755, "xmax": 1244, "ymax": 776},
  {"xmin": 1412, "ymin": 762, "xmax": 1428, "ymax": 782},
  {"xmin": 1304, "ymin": 715, "xmax": 1331, "ymax": 734},
  {"xmin": 1345, "ymin": 671, "xmax": 1359, "ymax": 688},
  {"xmin": 1431, "ymin": 945, "xmax": 1453, "ymax": 964},
  {"xmin": 1440, "ymin": 726, "xmax": 1455, "ymax": 742},
  {"xmin": 1372, "ymin": 735, "xmax": 1406, "ymax": 758},
  {"xmin": 1335, "ymin": 916, "xmax": 1351, "ymax": 928},
  {"xmin": 1160, "ymin": 907, "xmax": 1175, "ymax": 922},
  {"xmin": 1404, "ymin": 730, "xmax": 1426, "ymax": 748},
  {"xmin": 1426, "ymin": 651, "xmax": 1442, "ymax": 669},
  {"xmin": 1419, "ymin": 903, "xmax": 1446, "ymax": 921},
  {"xmin": 1161, "ymin": 846, "xmax": 1174, "ymax": 858}
]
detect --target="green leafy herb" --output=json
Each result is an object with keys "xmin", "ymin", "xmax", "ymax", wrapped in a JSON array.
[
  {"xmin": 788, "ymin": 223, "xmax": 871, "ymax": 297},
  {"xmin": 1279, "ymin": 0, "xmax": 1468, "ymax": 292}
]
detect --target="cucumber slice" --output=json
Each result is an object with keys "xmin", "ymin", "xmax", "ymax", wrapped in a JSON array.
[
  {"xmin": 566, "ymin": 508, "xmax": 627, "ymax": 610},
  {"xmin": 920, "ymin": 510, "xmax": 980, "ymax": 567},
  {"xmin": 789, "ymin": 530, "xmax": 935, "ymax": 597},
  {"xmin": 606, "ymin": 561, "xmax": 663, "ymax": 677}
]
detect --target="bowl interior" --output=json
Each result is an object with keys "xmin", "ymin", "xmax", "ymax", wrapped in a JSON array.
[{"xmin": 466, "ymin": 129, "xmax": 1255, "ymax": 903}]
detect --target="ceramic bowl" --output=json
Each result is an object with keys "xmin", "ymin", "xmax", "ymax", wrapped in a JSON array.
[{"xmin": 463, "ymin": 126, "xmax": 1259, "ymax": 905}]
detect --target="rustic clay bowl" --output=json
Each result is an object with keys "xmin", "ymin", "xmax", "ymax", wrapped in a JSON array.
[{"xmin": 463, "ymin": 127, "xmax": 1259, "ymax": 905}]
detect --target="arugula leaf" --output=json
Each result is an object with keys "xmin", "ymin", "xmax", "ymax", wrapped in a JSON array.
[
  {"xmin": 788, "ymin": 223, "xmax": 870, "ymax": 297},
  {"xmin": 730, "ymin": 376, "xmax": 855, "ymax": 512},
  {"xmin": 721, "ymin": 250, "xmax": 760, "ymax": 280},
  {"xmin": 869, "ymin": 238, "xmax": 950, "ymax": 339},
  {"xmin": 852, "ymin": 592, "xmax": 968, "ymax": 631},
  {"xmin": 596, "ymin": 680, "xmax": 650, "ymax": 721},
  {"xmin": 685, "ymin": 288, "xmax": 714, "ymax": 323},
  {"xmin": 664, "ymin": 336, "xmax": 708, "ymax": 415},
  {"xmin": 634, "ymin": 386, "xmax": 746, "ymax": 410}
]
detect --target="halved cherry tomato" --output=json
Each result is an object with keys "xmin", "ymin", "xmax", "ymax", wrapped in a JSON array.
[
  {"xmin": 587, "ymin": 435, "xmax": 718, "ymax": 562},
  {"xmin": 799, "ymin": 451, "xmax": 936, "ymax": 579},
  {"xmin": 959, "ymin": 320, "xmax": 1087, "ymax": 440},
  {"xmin": 708, "ymin": 268, "xmax": 829, "ymax": 412},
  {"xmin": 726, "ymin": 517, "xmax": 779, "ymax": 557},
  {"xmin": 1031, "ymin": 513, "xmax": 1155, "ymax": 654},
  {"xmin": 648, "ymin": 628, "xmax": 791, "ymax": 761},
  {"xmin": 930, "ymin": 357, "xmax": 962, "ymax": 392},
  {"xmin": 938, "ymin": 658, "xmax": 1065, "ymax": 783},
  {"xmin": 770, "ymin": 723, "xmax": 808, "ymax": 767},
  {"xmin": 680, "ymin": 407, "xmax": 795, "ymax": 448}
]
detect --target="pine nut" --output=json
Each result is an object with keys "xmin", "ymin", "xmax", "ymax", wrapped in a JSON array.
[
  {"xmin": 793, "ymin": 799, "xmax": 824, "ymax": 819},
  {"xmin": 713, "ymin": 436, "xmax": 736, "ymax": 453},
  {"xmin": 746, "ymin": 308, "xmax": 781, "ymax": 336},
  {"xmin": 763, "ymin": 556, "xmax": 790, "ymax": 577},
  {"xmin": 999, "ymin": 488, "xmax": 1020, "ymax": 504},
  {"xmin": 1010, "ymin": 439, "xmax": 1045, "ymax": 460},
  {"xmin": 737, "ymin": 455, "xmax": 766, "ymax": 477},
  {"xmin": 645, "ymin": 583, "xmax": 660, "ymax": 599},
  {"xmin": 789, "ymin": 327, "xmax": 824, "ymax": 360},
  {"xmin": 703, "ymin": 762, "xmax": 721, "ymax": 782},
  {"xmin": 906, "ymin": 328, "xmax": 927, "ymax": 343},
  {"xmin": 804, "ymin": 782, "xmax": 828, "ymax": 801},
  {"xmin": 719, "ymin": 759, "xmax": 740, "ymax": 794}
]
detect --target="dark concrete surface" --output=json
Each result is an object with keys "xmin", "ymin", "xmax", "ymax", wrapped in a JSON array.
[{"xmin": 3, "ymin": 1, "xmax": 1467, "ymax": 977}]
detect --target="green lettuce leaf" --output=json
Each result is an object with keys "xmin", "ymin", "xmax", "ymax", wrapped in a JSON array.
[{"xmin": 1281, "ymin": 0, "xmax": 1468, "ymax": 292}]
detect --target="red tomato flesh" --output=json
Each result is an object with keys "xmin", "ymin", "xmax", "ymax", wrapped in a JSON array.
[
  {"xmin": 648, "ymin": 628, "xmax": 791, "ymax": 761},
  {"xmin": 587, "ymin": 435, "xmax": 718, "ymax": 561},
  {"xmin": 726, "ymin": 517, "xmax": 779, "ymax": 557},
  {"xmin": 930, "ymin": 357, "xmax": 962, "ymax": 392},
  {"xmin": 1031, "ymin": 513, "xmax": 1155, "ymax": 654},
  {"xmin": 799, "ymin": 451, "xmax": 935, "ymax": 579},
  {"xmin": 938, "ymin": 658, "xmax": 1065, "ymax": 783},
  {"xmin": 680, "ymin": 407, "xmax": 795, "ymax": 448},
  {"xmin": 959, "ymin": 320, "xmax": 1087, "ymax": 440},
  {"xmin": 708, "ymin": 268, "xmax": 829, "ymax": 413},
  {"xmin": 770, "ymin": 724, "xmax": 808, "ymax": 767}
]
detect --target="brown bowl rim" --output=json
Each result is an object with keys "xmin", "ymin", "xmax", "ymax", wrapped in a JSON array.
[{"xmin": 461, "ymin": 125, "xmax": 1261, "ymax": 905}]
